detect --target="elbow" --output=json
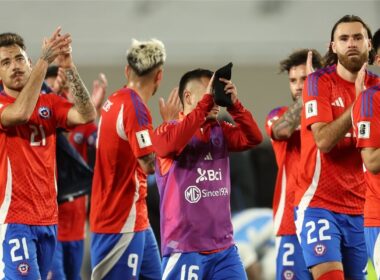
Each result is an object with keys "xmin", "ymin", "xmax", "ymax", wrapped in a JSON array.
[
  {"xmin": 274, "ymin": 129, "xmax": 293, "ymax": 140},
  {"xmin": 13, "ymin": 110, "xmax": 31, "ymax": 124},
  {"xmin": 247, "ymin": 132, "xmax": 263, "ymax": 147},
  {"xmin": 315, "ymin": 139, "xmax": 333, "ymax": 153}
]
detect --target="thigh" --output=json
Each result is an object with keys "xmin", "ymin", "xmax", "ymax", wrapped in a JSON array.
[
  {"xmin": 365, "ymin": 227, "xmax": 380, "ymax": 280},
  {"xmin": 0, "ymin": 224, "xmax": 40, "ymax": 280},
  {"xmin": 62, "ymin": 240, "xmax": 84, "ymax": 280},
  {"xmin": 36, "ymin": 225, "xmax": 57, "ymax": 280},
  {"xmin": 276, "ymin": 235, "xmax": 312, "ymax": 280},
  {"xmin": 296, "ymin": 208, "xmax": 342, "ymax": 268},
  {"xmin": 140, "ymin": 228, "xmax": 161, "ymax": 280},
  {"xmin": 340, "ymin": 215, "xmax": 366, "ymax": 280},
  {"xmin": 91, "ymin": 232, "xmax": 144, "ymax": 280},
  {"xmin": 162, "ymin": 252, "xmax": 205, "ymax": 280},
  {"xmin": 211, "ymin": 246, "xmax": 247, "ymax": 280}
]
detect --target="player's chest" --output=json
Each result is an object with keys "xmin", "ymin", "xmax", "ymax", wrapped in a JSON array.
[{"xmin": 329, "ymin": 83, "xmax": 355, "ymax": 117}]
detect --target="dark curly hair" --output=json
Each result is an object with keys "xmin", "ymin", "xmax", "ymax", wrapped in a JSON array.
[{"xmin": 280, "ymin": 49, "xmax": 322, "ymax": 73}]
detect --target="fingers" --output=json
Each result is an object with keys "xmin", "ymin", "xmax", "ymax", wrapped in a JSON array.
[
  {"xmin": 355, "ymin": 63, "xmax": 367, "ymax": 96},
  {"xmin": 306, "ymin": 50, "xmax": 314, "ymax": 75},
  {"xmin": 99, "ymin": 73, "xmax": 108, "ymax": 88},
  {"xmin": 158, "ymin": 97, "xmax": 165, "ymax": 112},
  {"xmin": 206, "ymin": 74, "xmax": 215, "ymax": 94},
  {"xmin": 167, "ymin": 87, "xmax": 179, "ymax": 104},
  {"xmin": 51, "ymin": 26, "xmax": 62, "ymax": 41}
]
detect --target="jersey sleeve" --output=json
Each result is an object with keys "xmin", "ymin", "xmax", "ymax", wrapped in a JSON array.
[
  {"xmin": 303, "ymin": 71, "xmax": 333, "ymax": 129},
  {"xmin": 124, "ymin": 97, "xmax": 154, "ymax": 159},
  {"xmin": 265, "ymin": 106, "xmax": 287, "ymax": 139},
  {"xmin": 50, "ymin": 94, "xmax": 73, "ymax": 130},
  {"xmin": 352, "ymin": 87, "xmax": 380, "ymax": 148},
  {"xmin": 221, "ymin": 100, "xmax": 263, "ymax": 151}
]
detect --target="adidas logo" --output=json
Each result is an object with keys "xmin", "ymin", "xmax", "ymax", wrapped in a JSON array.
[
  {"xmin": 331, "ymin": 97, "xmax": 344, "ymax": 107},
  {"xmin": 204, "ymin": 152, "xmax": 213, "ymax": 161}
]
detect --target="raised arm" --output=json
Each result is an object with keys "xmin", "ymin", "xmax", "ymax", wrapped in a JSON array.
[
  {"xmin": 57, "ymin": 45, "xmax": 96, "ymax": 127},
  {"xmin": 1, "ymin": 27, "xmax": 71, "ymax": 127}
]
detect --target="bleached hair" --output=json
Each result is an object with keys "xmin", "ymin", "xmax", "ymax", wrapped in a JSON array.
[{"xmin": 126, "ymin": 38, "xmax": 166, "ymax": 76}]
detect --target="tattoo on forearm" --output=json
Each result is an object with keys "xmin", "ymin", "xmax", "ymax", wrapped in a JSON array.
[
  {"xmin": 40, "ymin": 47, "xmax": 54, "ymax": 63},
  {"xmin": 273, "ymin": 98, "xmax": 302, "ymax": 136},
  {"xmin": 65, "ymin": 68, "xmax": 93, "ymax": 117}
]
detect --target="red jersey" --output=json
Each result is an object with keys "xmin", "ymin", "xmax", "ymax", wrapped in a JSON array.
[
  {"xmin": 352, "ymin": 85, "xmax": 380, "ymax": 226},
  {"xmin": 265, "ymin": 106, "xmax": 300, "ymax": 236},
  {"xmin": 90, "ymin": 88, "xmax": 153, "ymax": 233},
  {"xmin": 0, "ymin": 92, "xmax": 72, "ymax": 225},
  {"xmin": 296, "ymin": 65, "xmax": 380, "ymax": 214}
]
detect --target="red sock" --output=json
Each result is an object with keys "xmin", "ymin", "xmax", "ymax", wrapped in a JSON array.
[{"xmin": 317, "ymin": 269, "xmax": 344, "ymax": 280}]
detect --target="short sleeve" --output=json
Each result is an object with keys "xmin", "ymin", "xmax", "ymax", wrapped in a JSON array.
[
  {"xmin": 265, "ymin": 106, "xmax": 286, "ymax": 139},
  {"xmin": 124, "ymin": 94, "xmax": 154, "ymax": 158},
  {"xmin": 303, "ymin": 71, "xmax": 334, "ymax": 129},
  {"xmin": 49, "ymin": 94, "xmax": 73, "ymax": 130},
  {"xmin": 352, "ymin": 87, "xmax": 380, "ymax": 148}
]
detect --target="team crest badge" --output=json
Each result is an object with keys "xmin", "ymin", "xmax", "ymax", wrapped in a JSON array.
[
  {"xmin": 38, "ymin": 106, "xmax": 51, "ymax": 119},
  {"xmin": 283, "ymin": 270, "xmax": 294, "ymax": 280},
  {"xmin": 17, "ymin": 262, "xmax": 30, "ymax": 276},
  {"xmin": 314, "ymin": 243, "xmax": 327, "ymax": 256},
  {"xmin": 73, "ymin": 133, "xmax": 84, "ymax": 144}
]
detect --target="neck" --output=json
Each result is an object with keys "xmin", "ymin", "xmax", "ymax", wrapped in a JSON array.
[
  {"xmin": 3, "ymin": 86, "xmax": 20, "ymax": 98},
  {"xmin": 336, "ymin": 61, "xmax": 359, "ymax": 83},
  {"xmin": 127, "ymin": 80, "xmax": 153, "ymax": 104}
]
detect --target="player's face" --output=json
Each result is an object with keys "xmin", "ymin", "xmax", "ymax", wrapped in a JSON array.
[
  {"xmin": 288, "ymin": 64, "xmax": 306, "ymax": 101},
  {"xmin": 0, "ymin": 45, "xmax": 31, "ymax": 91},
  {"xmin": 332, "ymin": 21, "xmax": 371, "ymax": 72}
]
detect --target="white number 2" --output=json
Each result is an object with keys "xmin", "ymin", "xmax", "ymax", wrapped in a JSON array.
[
  {"xmin": 181, "ymin": 265, "xmax": 199, "ymax": 280},
  {"xmin": 127, "ymin": 253, "xmax": 138, "ymax": 276},
  {"xmin": 306, "ymin": 219, "xmax": 331, "ymax": 244},
  {"xmin": 9, "ymin": 238, "xmax": 29, "ymax": 262},
  {"xmin": 30, "ymin": 125, "xmax": 46, "ymax": 147},
  {"xmin": 282, "ymin": 243, "xmax": 295, "ymax": 266}
]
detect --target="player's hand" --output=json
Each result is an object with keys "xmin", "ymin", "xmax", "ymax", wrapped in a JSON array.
[
  {"xmin": 355, "ymin": 62, "xmax": 367, "ymax": 98},
  {"xmin": 159, "ymin": 87, "xmax": 182, "ymax": 122},
  {"xmin": 52, "ymin": 67, "xmax": 68, "ymax": 94},
  {"xmin": 41, "ymin": 27, "xmax": 72, "ymax": 64},
  {"xmin": 306, "ymin": 50, "xmax": 315, "ymax": 75},
  {"xmin": 92, "ymin": 73, "xmax": 108, "ymax": 111},
  {"xmin": 220, "ymin": 78, "xmax": 238, "ymax": 104}
]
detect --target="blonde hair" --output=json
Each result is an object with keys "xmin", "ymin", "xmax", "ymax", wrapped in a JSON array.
[{"xmin": 126, "ymin": 38, "xmax": 166, "ymax": 76}]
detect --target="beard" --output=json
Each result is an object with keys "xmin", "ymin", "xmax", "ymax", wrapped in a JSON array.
[{"xmin": 337, "ymin": 51, "xmax": 368, "ymax": 72}]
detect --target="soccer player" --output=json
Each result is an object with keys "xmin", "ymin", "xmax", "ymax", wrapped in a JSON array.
[
  {"xmin": 352, "ymin": 64, "xmax": 380, "ymax": 279},
  {"xmin": 0, "ymin": 29, "xmax": 96, "ymax": 279},
  {"xmin": 90, "ymin": 39, "xmax": 165, "ymax": 280},
  {"xmin": 152, "ymin": 68, "xmax": 263, "ymax": 279},
  {"xmin": 295, "ymin": 15, "xmax": 380, "ymax": 280},
  {"xmin": 266, "ymin": 49, "xmax": 322, "ymax": 280}
]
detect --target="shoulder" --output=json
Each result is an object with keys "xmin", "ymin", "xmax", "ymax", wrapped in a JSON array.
[{"xmin": 267, "ymin": 106, "xmax": 287, "ymax": 120}]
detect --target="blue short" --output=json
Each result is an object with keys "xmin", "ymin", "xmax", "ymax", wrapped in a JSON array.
[
  {"xmin": 365, "ymin": 227, "xmax": 380, "ymax": 279},
  {"xmin": 295, "ymin": 207, "xmax": 366, "ymax": 279},
  {"xmin": 49, "ymin": 240, "xmax": 84, "ymax": 280},
  {"xmin": 276, "ymin": 235, "xmax": 312, "ymax": 280},
  {"xmin": 162, "ymin": 245, "xmax": 247, "ymax": 280},
  {"xmin": 0, "ymin": 223, "xmax": 57, "ymax": 280},
  {"xmin": 91, "ymin": 228, "xmax": 161, "ymax": 279}
]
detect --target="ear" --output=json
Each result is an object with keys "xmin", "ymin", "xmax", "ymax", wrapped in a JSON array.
[
  {"xmin": 375, "ymin": 54, "xmax": 380, "ymax": 67},
  {"xmin": 184, "ymin": 90, "xmax": 192, "ymax": 106},
  {"xmin": 155, "ymin": 69, "xmax": 163, "ymax": 84},
  {"xmin": 367, "ymin": 39, "xmax": 372, "ymax": 51},
  {"xmin": 331, "ymin": 42, "xmax": 337, "ymax": 54}
]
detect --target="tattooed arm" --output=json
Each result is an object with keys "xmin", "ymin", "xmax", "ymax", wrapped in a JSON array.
[
  {"xmin": 57, "ymin": 44, "xmax": 96, "ymax": 126},
  {"xmin": 271, "ymin": 97, "xmax": 302, "ymax": 140},
  {"xmin": 137, "ymin": 152, "xmax": 155, "ymax": 174}
]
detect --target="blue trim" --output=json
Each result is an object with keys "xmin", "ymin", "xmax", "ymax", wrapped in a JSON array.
[
  {"xmin": 129, "ymin": 90, "xmax": 149, "ymax": 127},
  {"xmin": 361, "ymin": 85, "xmax": 380, "ymax": 117}
]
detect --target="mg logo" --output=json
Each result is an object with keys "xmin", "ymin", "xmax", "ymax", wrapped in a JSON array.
[{"xmin": 184, "ymin": 186, "xmax": 201, "ymax": 203}]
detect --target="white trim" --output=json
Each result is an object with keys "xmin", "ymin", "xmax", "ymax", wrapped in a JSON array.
[
  {"xmin": 0, "ymin": 224, "xmax": 8, "ymax": 279},
  {"xmin": 373, "ymin": 232, "xmax": 380, "ymax": 279},
  {"xmin": 120, "ymin": 171, "xmax": 140, "ymax": 233},
  {"xmin": 0, "ymin": 158, "xmax": 12, "ymax": 224},
  {"xmin": 273, "ymin": 167, "xmax": 286, "ymax": 235},
  {"xmin": 116, "ymin": 105, "xmax": 128, "ymax": 141},
  {"xmin": 295, "ymin": 150, "xmax": 321, "ymax": 243},
  {"xmin": 96, "ymin": 117, "xmax": 102, "ymax": 149},
  {"xmin": 91, "ymin": 232, "xmax": 134, "ymax": 280},
  {"xmin": 162, "ymin": 253, "xmax": 182, "ymax": 280}
]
